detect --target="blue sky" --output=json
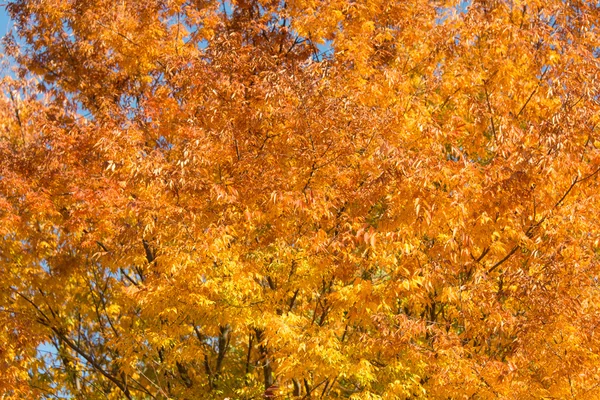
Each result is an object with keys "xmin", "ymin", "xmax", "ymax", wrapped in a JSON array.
[{"xmin": 0, "ymin": 5, "xmax": 11, "ymax": 37}]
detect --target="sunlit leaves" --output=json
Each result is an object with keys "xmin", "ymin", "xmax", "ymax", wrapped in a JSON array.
[{"xmin": 0, "ymin": 0, "xmax": 599, "ymax": 398}]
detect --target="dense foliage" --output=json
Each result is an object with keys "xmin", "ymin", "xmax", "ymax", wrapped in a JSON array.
[{"xmin": 1, "ymin": 0, "xmax": 600, "ymax": 398}]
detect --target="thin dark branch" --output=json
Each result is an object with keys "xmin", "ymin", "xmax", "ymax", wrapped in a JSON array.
[
  {"xmin": 488, "ymin": 166, "xmax": 600, "ymax": 275},
  {"xmin": 484, "ymin": 86, "xmax": 496, "ymax": 138},
  {"xmin": 51, "ymin": 328, "xmax": 133, "ymax": 400},
  {"xmin": 516, "ymin": 67, "xmax": 548, "ymax": 118},
  {"xmin": 487, "ymin": 245, "xmax": 520, "ymax": 274}
]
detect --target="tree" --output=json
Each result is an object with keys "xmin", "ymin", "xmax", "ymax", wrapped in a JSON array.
[{"xmin": 0, "ymin": 0, "xmax": 599, "ymax": 398}]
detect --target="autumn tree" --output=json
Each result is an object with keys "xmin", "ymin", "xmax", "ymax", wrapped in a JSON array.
[{"xmin": 1, "ymin": 0, "xmax": 600, "ymax": 398}]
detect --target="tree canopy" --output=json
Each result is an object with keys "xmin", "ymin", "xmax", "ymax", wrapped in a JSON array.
[{"xmin": 1, "ymin": 0, "xmax": 600, "ymax": 398}]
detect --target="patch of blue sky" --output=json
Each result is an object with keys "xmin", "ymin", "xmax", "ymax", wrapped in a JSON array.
[
  {"xmin": 0, "ymin": 5, "xmax": 12, "ymax": 37},
  {"xmin": 315, "ymin": 39, "xmax": 334, "ymax": 61},
  {"xmin": 435, "ymin": 0, "xmax": 471, "ymax": 25}
]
